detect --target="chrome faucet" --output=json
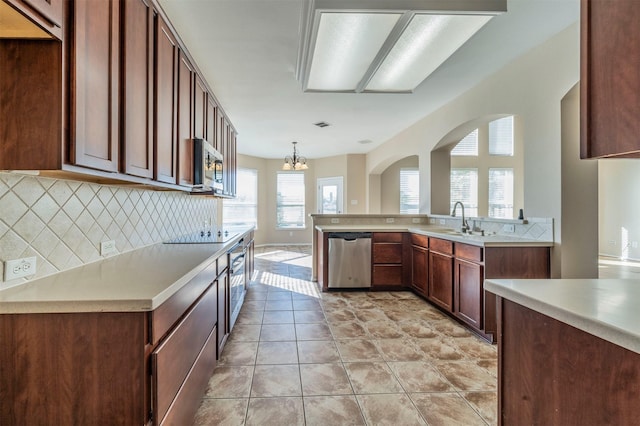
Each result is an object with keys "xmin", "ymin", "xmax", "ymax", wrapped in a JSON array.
[{"xmin": 451, "ymin": 201, "xmax": 470, "ymax": 234}]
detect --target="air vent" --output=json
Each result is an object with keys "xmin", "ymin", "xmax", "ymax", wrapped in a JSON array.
[{"xmin": 314, "ymin": 121, "xmax": 330, "ymax": 128}]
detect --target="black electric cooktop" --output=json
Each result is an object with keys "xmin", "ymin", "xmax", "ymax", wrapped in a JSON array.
[{"xmin": 164, "ymin": 230, "xmax": 238, "ymax": 244}]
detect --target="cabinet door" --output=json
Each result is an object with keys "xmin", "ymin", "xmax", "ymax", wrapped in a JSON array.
[
  {"xmin": 194, "ymin": 75, "xmax": 207, "ymax": 140},
  {"xmin": 122, "ymin": 0, "xmax": 154, "ymax": 178},
  {"xmin": 581, "ymin": 0, "xmax": 640, "ymax": 158},
  {"xmin": 217, "ymin": 272, "xmax": 229, "ymax": 356},
  {"xmin": 177, "ymin": 53, "xmax": 194, "ymax": 186},
  {"xmin": 428, "ymin": 251, "xmax": 453, "ymax": 311},
  {"xmin": 411, "ymin": 245, "xmax": 428, "ymax": 296},
  {"xmin": 206, "ymin": 96, "xmax": 217, "ymax": 147},
  {"xmin": 155, "ymin": 15, "xmax": 178, "ymax": 184},
  {"xmin": 71, "ymin": 0, "xmax": 119, "ymax": 172},
  {"xmin": 454, "ymin": 259, "xmax": 483, "ymax": 329}
]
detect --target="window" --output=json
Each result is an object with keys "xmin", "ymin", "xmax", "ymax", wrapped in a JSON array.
[
  {"xmin": 489, "ymin": 116, "xmax": 514, "ymax": 156},
  {"xmin": 450, "ymin": 168, "xmax": 478, "ymax": 217},
  {"xmin": 451, "ymin": 129, "xmax": 478, "ymax": 156},
  {"xmin": 224, "ymin": 168, "xmax": 258, "ymax": 228},
  {"xmin": 489, "ymin": 168, "xmax": 514, "ymax": 218},
  {"xmin": 276, "ymin": 172, "xmax": 305, "ymax": 229},
  {"xmin": 400, "ymin": 168, "xmax": 419, "ymax": 214}
]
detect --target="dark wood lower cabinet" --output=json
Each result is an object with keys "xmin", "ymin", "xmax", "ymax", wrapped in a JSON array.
[
  {"xmin": 428, "ymin": 250, "xmax": 453, "ymax": 311},
  {"xmin": 371, "ymin": 232, "xmax": 410, "ymax": 289},
  {"xmin": 454, "ymin": 258, "xmax": 483, "ymax": 329},
  {"xmin": 0, "ymin": 311, "xmax": 147, "ymax": 425},
  {"xmin": 411, "ymin": 244, "xmax": 428, "ymax": 296},
  {"xmin": 0, "ymin": 244, "xmax": 247, "ymax": 425},
  {"xmin": 497, "ymin": 297, "xmax": 640, "ymax": 425}
]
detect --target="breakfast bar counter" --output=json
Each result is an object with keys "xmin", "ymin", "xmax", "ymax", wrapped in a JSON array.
[{"xmin": 485, "ymin": 278, "xmax": 640, "ymax": 425}]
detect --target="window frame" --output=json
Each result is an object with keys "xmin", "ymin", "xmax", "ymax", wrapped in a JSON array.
[
  {"xmin": 223, "ymin": 168, "xmax": 258, "ymax": 229},
  {"xmin": 276, "ymin": 171, "xmax": 306, "ymax": 230},
  {"xmin": 399, "ymin": 168, "xmax": 419, "ymax": 214}
]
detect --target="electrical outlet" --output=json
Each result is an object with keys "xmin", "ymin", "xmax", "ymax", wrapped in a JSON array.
[
  {"xmin": 502, "ymin": 224, "xmax": 515, "ymax": 233},
  {"xmin": 386, "ymin": 218, "xmax": 394, "ymax": 223},
  {"xmin": 331, "ymin": 218, "xmax": 340, "ymax": 224},
  {"xmin": 412, "ymin": 218, "xmax": 420, "ymax": 223},
  {"xmin": 351, "ymin": 200, "xmax": 358, "ymax": 205},
  {"xmin": 609, "ymin": 240, "xmax": 616, "ymax": 246},
  {"xmin": 100, "ymin": 240, "xmax": 117, "ymax": 256},
  {"xmin": 429, "ymin": 218, "xmax": 436, "ymax": 224},
  {"xmin": 4, "ymin": 257, "xmax": 37, "ymax": 280},
  {"xmin": 439, "ymin": 219, "xmax": 446, "ymax": 225},
  {"xmin": 632, "ymin": 241, "xmax": 639, "ymax": 248}
]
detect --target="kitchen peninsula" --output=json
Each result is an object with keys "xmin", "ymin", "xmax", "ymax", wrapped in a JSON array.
[
  {"xmin": 486, "ymin": 278, "xmax": 640, "ymax": 425},
  {"xmin": 312, "ymin": 214, "xmax": 553, "ymax": 342},
  {"xmin": 0, "ymin": 228, "xmax": 254, "ymax": 426}
]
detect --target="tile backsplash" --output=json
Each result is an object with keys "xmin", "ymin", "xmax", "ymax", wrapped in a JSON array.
[{"xmin": 0, "ymin": 172, "xmax": 217, "ymax": 288}]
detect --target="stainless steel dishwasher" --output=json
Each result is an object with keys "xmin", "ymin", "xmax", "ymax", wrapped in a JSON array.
[{"xmin": 327, "ymin": 232, "xmax": 372, "ymax": 288}]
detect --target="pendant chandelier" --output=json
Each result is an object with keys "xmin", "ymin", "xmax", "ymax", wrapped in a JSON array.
[{"xmin": 282, "ymin": 141, "xmax": 308, "ymax": 170}]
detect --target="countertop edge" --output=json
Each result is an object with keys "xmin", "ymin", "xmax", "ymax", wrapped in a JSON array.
[
  {"xmin": 0, "ymin": 227, "xmax": 254, "ymax": 314},
  {"xmin": 314, "ymin": 225, "xmax": 553, "ymax": 247},
  {"xmin": 485, "ymin": 279, "xmax": 640, "ymax": 354}
]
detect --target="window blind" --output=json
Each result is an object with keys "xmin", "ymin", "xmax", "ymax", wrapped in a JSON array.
[
  {"xmin": 488, "ymin": 168, "xmax": 514, "ymax": 218},
  {"xmin": 224, "ymin": 168, "xmax": 258, "ymax": 228},
  {"xmin": 276, "ymin": 172, "xmax": 306, "ymax": 229},
  {"xmin": 400, "ymin": 168, "xmax": 419, "ymax": 214},
  {"xmin": 450, "ymin": 168, "xmax": 478, "ymax": 217},
  {"xmin": 489, "ymin": 116, "xmax": 514, "ymax": 156},
  {"xmin": 451, "ymin": 129, "xmax": 478, "ymax": 156}
]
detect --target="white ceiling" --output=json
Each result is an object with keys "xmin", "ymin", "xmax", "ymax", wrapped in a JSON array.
[{"xmin": 157, "ymin": 0, "xmax": 579, "ymax": 160}]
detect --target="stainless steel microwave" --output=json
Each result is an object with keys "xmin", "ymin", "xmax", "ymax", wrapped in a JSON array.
[{"xmin": 193, "ymin": 138, "xmax": 223, "ymax": 193}]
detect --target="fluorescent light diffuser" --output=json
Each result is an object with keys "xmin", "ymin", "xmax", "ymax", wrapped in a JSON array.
[
  {"xmin": 364, "ymin": 14, "xmax": 492, "ymax": 92},
  {"xmin": 296, "ymin": 0, "xmax": 505, "ymax": 93},
  {"xmin": 307, "ymin": 12, "xmax": 401, "ymax": 91}
]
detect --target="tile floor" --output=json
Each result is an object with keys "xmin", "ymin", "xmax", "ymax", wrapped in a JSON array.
[{"xmin": 194, "ymin": 245, "xmax": 497, "ymax": 426}]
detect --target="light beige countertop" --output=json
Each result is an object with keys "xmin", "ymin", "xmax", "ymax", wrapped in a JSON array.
[
  {"xmin": 0, "ymin": 231, "xmax": 250, "ymax": 314},
  {"xmin": 315, "ymin": 224, "xmax": 553, "ymax": 247},
  {"xmin": 485, "ymin": 278, "xmax": 640, "ymax": 354}
]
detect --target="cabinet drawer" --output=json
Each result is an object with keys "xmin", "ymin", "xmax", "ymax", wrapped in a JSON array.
[
  {"xmin": 373, "ymin": 243, "xmax": 402, "ymax": 264},
  {"xmin": 373, "ymin": 232, "xmax": 403, "ymax": 243},
  {"xmin": 151, "ymin": 259, "xmax": 217, "ymax": 344},
  {"xmin": 159, "ymin": 325, "xmax": 217, "ymax": 426},
  {"xmin": 429, "ymin": 237, "xmax": 453, "ymax": 255},
  {"xmin": 372, "ymin": 264, "xmax": 403, "ymax": 286},
  {"xmin": 455, "ymin": 243, "xmax": 483, "ymax": 263},
  {"xmin": 152, "ymin": 282, "xmax": 217, "ymax": 424},
  {"xmin": 411, "ymin": 234, "xmax": 428, "ymax": 248}
]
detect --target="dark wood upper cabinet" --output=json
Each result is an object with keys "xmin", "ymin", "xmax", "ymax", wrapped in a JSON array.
[
  {"xmin": 194, "ymin": 74, "xmax": 207, "ymax": 140},
  {"xmin": 206, "ymin": 96, "xmax": 217, "ymax": 149},
  {"xmin": 1, "ymin": 0, "xmax": 238, "ymax": 194},
  {"xmin": 121, "ymin": 0, "xmax": 154, "ymax": 178},
  {"xmin": 154, "ymin": 15, "xmax": 178, "ymax": 184},
  {"xmin": 177, "ymin": 52, "xmax": 194, "ymax": 187},
  {"xmin": 581, "ymin": 0, "xmax": 640, "ymax": 158},
  {"xmin": 0, "ymin": 39, "xmax": 62, "ymax": 170},
  {"xmin": 70, "ymin": 0, "xmax": 120, "ymax": 172}
]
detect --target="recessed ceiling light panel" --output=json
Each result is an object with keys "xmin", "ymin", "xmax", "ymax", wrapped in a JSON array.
[
  {"xmin": 297, "ymin": 0, "xmax": 506, "ymax": 94},
  {"xmin": 364, "ymin": 14, "xmax": 493, "ymax": 92},
  {"xmin": 307, "ymin": 12, "xmax": 401, "ymax": 91}
]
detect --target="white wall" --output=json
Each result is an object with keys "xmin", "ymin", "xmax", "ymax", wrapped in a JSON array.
[
  {"xmin": 599, "ymin": 160, "xmax": 640, "ymax": 261},
  {"xmin": 367, "ymin": 23, "xmax": 580, "ymax": 277},
  {"xmin": 560, "ymin": 83, "xmax": 599, "ymax": 277},
  {"xmin": 380, "ymin": 156, "xmax": 419, "ymax": 214},
  {"xmin": 238, "ymin": 153, "xmax": 365, "ymax": 245}
]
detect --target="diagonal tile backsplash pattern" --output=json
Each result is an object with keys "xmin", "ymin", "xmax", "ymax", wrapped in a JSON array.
[{"xmin": 0, "ymin": 172, "xmax": 218, "ymax": 288}]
